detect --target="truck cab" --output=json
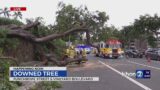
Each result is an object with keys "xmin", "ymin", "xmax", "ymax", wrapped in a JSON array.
[{"xmin": 96, "ymin": 39, "xmax": 124, "ymax": 59}]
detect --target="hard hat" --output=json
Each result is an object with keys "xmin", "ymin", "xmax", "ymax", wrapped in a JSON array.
[{"xmin": 70, "ymin": 46, "xmax": 74, "ymax": 49}]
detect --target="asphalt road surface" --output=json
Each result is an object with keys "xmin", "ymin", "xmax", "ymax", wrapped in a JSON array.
[{"xmin": 58, "ymin": 54, "xmax": 160, "ymax": 90}]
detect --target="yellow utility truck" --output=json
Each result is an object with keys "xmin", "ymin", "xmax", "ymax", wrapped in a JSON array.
[{"xmin": 95, "ymin": 39, "xmax": 124, "ymax": 59}]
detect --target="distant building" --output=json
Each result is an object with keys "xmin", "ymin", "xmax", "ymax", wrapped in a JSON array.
[{"xmin": 129, "ymin": 39, "xmax": 148, "ymax": 50}]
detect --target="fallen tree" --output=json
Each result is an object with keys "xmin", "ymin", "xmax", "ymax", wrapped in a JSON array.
[{"xmin": 0, "ymin": 21, "xmax": 97, "ymax": 66}]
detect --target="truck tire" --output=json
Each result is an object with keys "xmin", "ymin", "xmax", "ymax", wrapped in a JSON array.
[{"xmin": 114, "ymin": 56, "xmax": 118, "ymax": 59}]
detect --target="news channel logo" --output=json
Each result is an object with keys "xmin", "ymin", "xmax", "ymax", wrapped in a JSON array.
[
  {"xmin": 136, "ymin": 70, "xmax": 151, "ymax": 79},
  {"xmin": 121, "ymin": 70, "xmax": 151, "ymax": 79}
]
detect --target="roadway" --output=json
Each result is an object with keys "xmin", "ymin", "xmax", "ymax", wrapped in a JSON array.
[{"xmin": 58, "ymin": 54, "xmax": 160, "ymax": 90}]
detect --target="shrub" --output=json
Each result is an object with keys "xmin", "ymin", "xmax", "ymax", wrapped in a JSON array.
[
  {"xmin": 0, "ymin": 59, "xmax": 22, "ymax": 90},
  {"xmin": 0, "ymin": 17, "xmax": 23, "ymax": 25},
  {"xmin": 29, "ymin": 81, "xmax": 62, "ymax": 90}
]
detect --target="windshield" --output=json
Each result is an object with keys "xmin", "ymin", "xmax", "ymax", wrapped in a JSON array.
[{"xmin": 106, "ymin": 44, "xmax": 121, "ymax": 48}]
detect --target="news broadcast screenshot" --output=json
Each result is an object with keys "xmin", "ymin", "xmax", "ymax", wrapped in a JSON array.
[{"xmin": 0, "ymin": 0, "xmax": 160, "ymax": 90}]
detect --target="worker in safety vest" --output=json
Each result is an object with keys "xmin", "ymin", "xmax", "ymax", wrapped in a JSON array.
[
  {"xmin": 93, "ymin": 48, "xmax": 98, "ymax": 55},
  {"xmin": 64, "ymin": 48, "xmax": 69, "ymax": 57},
  {"xmin": 81, "ymin": 49, "xmax": 87, "ymax": 63},
  {"xmin": 82, "ymin": 49, "xmax": 87, "ymax": 58},
  {"xmin": 68, "ymin": 45, "xmax": 76, "ymax": 59},
  {"xmin": 62, "ymin": 47, "xmax": 70, "ymax": 61}
]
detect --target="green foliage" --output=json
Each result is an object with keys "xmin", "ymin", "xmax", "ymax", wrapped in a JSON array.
[
  {"xmin": 27, "ymin": 18, "xmax": 67, "ymax": 60},
  {"xmin": 31, "ymin": 25, "xmax": 53, "ymax": 37},
  {"xmin": 0, "ymin": 59, "xmax": 22, "ymax": 90},
  {"xmin": 120, "ymin": 14, "xmax": 160, "ymax": 48},
  {"xmin": 53, "ymin": 39, "xmax": 66, "ymax": 58},
  {"xmin": 147, "ymin": 36, "xmax": 157, "ymax": 48},
  {"xmin": 55, "ymin": 2, "xmax": 109, "ymax": 42},
  {"xmin": 30, "ymin": 24, "xmax": 67, "ymax": 60},
  {"xmin": 29, "ymin": 81, "xmax": 62, "ymax": 90},
  {"xmin": 0, "ymin": 28, "xmax": 19, "ymax": 50},
  {"xmin": 0, "ymin": 38, "xmax": 19, "ymax": 49},
  {"xmin": 53, "ymin": 39, "xmax": 66, "ymax": 48},
  {"xmin": 134, "ymin": 14, "xmax": 160, "ymax": 34},
  {"xmin": 97, "ymin": 26, "xmax": 120, "ymax": 42},
  {"xmin": 0, "ymin": 17, "xmax": 23, "ymax": 25},
  {"xmin": 120, "ymin": 25, "xmax": 135, "ymax": 45},
  {"xmin": 0, "ymin": 28, "xmax": 8, "ymax": 37},
  {"xmin": 0, "ymin": 48, "xmax": 3, "ymax": 56},
  {"xmin": 34, "ymin": 39, "xmax": 66, "ymax": 61},
  {"xmin": 0, "ymin": 17, "xmax": 22, "ymax": 49}
]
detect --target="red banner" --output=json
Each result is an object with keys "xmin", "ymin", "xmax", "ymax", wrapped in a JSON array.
[{"xmin": 10, "ymin": 7, "xmax": 26, "ymax": 11}]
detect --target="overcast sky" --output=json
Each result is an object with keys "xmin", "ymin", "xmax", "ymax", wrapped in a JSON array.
[{"xmin": 0, "ymin": 0, "xmax": 160, "ymax": 28}]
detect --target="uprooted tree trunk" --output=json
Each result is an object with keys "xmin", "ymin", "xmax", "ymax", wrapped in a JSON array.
[{"xmin": 1, "ymin": 21, "xmax": 97, "ymax": 66}]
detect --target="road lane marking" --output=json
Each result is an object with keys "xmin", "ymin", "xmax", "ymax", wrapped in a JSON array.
[
  {"xmin": 98, "ymin": 60, "xmax": 152, "ymax": 90},
  {"xmin": 128, "ymin": 61, "xmax": 160, "ymax": 70}
]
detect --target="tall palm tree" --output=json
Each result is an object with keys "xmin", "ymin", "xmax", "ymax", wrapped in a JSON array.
[
  {"xmin": 0, "ymin": 7, "xmax": 10, "ymax": 18},
  {"xmin": 13, "ymin": 11, "xmax": 22, "ymax": 19},
  {"xmin": 0, "ymin": 9, "xmax": 2, "ymax": 17},
  {"xmin": 0, "ymin": 9, "xmax": 2, "ymax": 12}
]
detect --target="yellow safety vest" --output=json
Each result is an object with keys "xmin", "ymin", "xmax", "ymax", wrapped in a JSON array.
[
  {"xmin": 82, "ymin": 50, "xmax": 87, "ymax": 57},
  {"xmin": 65, "ymin": 49, "xmax": 70, "ymax": 56},
  {"xmin": 69, "ymin": 49, "xmax": 76, "ymax": 58}
]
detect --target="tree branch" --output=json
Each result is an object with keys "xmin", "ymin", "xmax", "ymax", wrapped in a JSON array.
[
  {"xmin": 3, "ymin": 22, "xmax": 95, "ymax": 66},
  {"xmin": 21, "ymin": 21, "xmax": 40, "ymax": 30},
  {"xmin": 0, "ymin": 21, "xmax": 40, "ymax": 30},
  {"xmin": 35, "ymin": 27, "xmax": 88, "ymax": 42},
  {"xmin": 46, "ymin": 54, "xmax": 87, "ymax": 66},
  {"xmin": 7, "ymin": 26, "xmax": 88, "ymax": 43},
  {"xmin": 86, "ymin": 30, "xmax": 99, "ymax": 52}
]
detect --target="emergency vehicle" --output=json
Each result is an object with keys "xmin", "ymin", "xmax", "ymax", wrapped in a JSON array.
[
  {"xmin": 95, "ymin": 39, "xmax": 124, "ymax": 58},
  {"xmin": 75, "ymin": 44, "xmax": 91, "ymax": 54}
]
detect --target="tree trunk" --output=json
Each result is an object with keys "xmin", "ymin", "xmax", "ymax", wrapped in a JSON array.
[{"xmin": 1, "ymin": 22, "xmax": 95, "ymax": 66}]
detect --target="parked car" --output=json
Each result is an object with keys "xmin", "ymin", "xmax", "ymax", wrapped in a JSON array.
[
  {"xmin": 145, "ymin": 48, "xmax": 153, "ymax": 54},
  {"xmin": 145, "ymin": 48, "xmax": 160, "ymax": 61},
  {"xmin": 125, "ymin": 48, "xmax": 143, "ymax": 58}
]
